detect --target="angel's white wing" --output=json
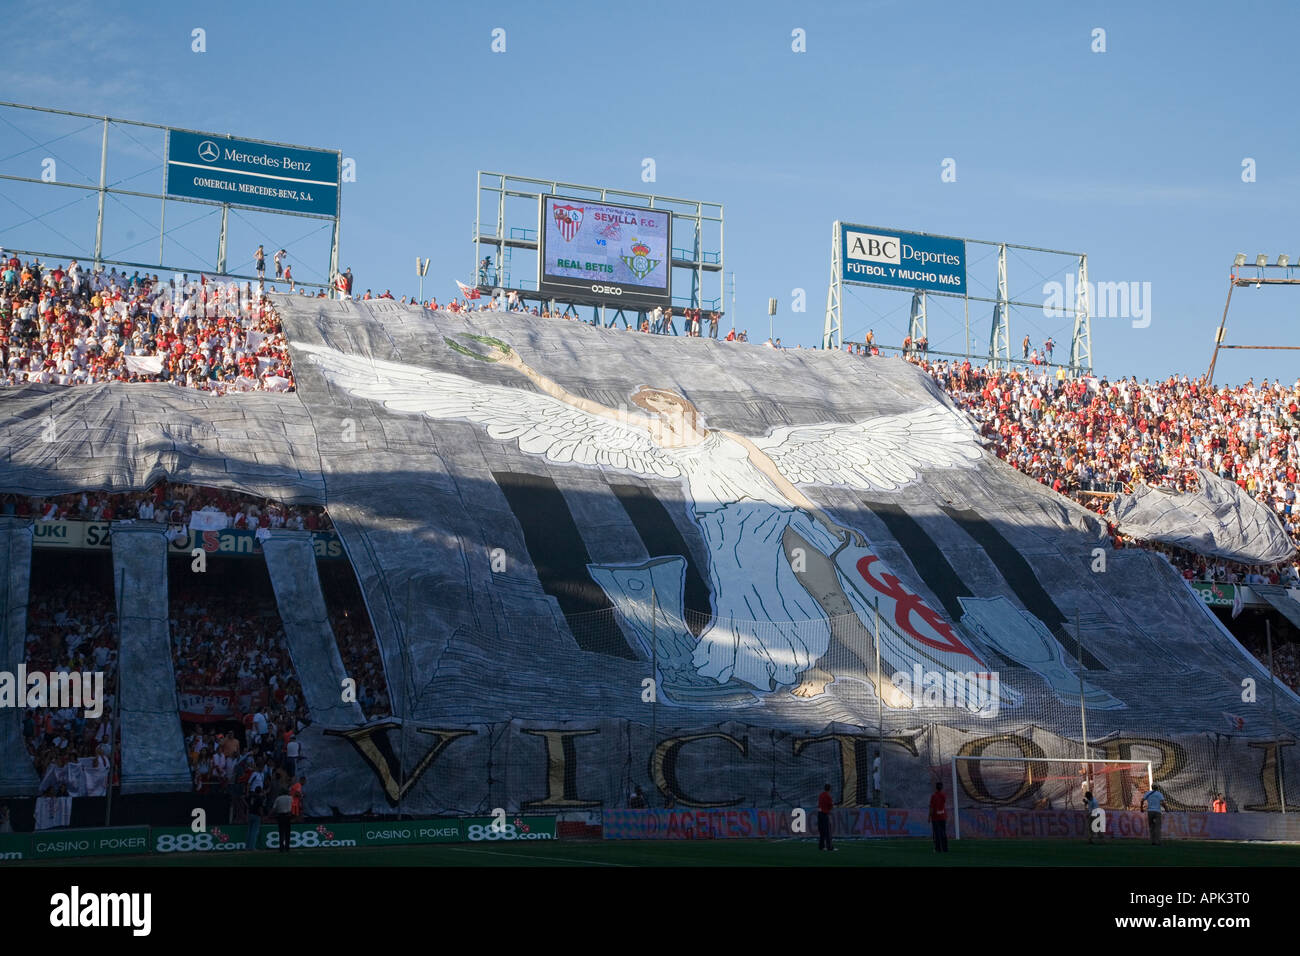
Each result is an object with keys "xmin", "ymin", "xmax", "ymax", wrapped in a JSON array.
[
  {"xmin": 294, "ymin": 343, "xmax": 680, "ymax": 478},
  {"xmin": 751, "ymin": 406, "xmax": 982, "ymax": 490}
]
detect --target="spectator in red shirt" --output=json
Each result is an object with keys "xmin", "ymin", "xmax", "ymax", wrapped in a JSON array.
[
  {"xmin": 929, "ymin": 781, "xmax": 949, "ymax": 852},
  {"xmin": 817, "ymin": 783, "xmax": 835, "ymax": 851}
]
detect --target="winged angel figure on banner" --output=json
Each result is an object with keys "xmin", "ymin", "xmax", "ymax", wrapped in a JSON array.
[{"xmin": 297, "ymin": 335, "xmax": 1002, "ymax": 708}]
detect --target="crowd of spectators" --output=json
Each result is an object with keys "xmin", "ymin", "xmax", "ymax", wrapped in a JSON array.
[
  {"xmin": 169, "ymin": 585, "xmax": 307, "ymax": 793},
  {"xmin": 907, "ymin": 356, "xmax": 1300, "ymax": 549},
  {"xmin": 1, "ymin": 254, "xmax": 294, "ymax": 392},
  {"xmin": 4, "ymin": 482, "xmax": 332, "ymax": 532},
  {"xmin": 21, "ymin": 583, "xmax": 117, "ymax": 793},
  {"xmin": 329, "ymin": 603, "xmax": 391, "ymax": 720}
]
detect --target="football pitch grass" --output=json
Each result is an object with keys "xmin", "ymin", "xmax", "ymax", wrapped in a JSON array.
[{"xmin": 19, "ymin": 838, "xmax": 1300, "ymax": 867}]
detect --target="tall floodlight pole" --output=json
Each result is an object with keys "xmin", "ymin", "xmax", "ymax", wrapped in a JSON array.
[
  {"xmin": 416, "ymin": 257, "xmax": 430, "ymax": 303},
  {"xmin": 1207, "ymin": 275, "xmax": 1237, "ymax": 386}
]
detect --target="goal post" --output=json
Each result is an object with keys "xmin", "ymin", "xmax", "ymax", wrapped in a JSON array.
[{"xmin": 950, "ymin": 756, "xmax": 1154, "ymax": 839}]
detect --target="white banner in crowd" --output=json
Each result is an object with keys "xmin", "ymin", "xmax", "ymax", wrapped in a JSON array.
[
  {"xmin": 264, "ymin": 375, "xmax": 291, "ymax": 392},
  {"xmin": 189, "ymin": 510, "xmax": 229, "ymax": 532},
  {"xmin": 124, "ymin": 354, "xmax": 164, "ymax": 375},
  {"xmin": 245, "ymin": 330, "xmax": 265, "ymax": 351},
  {"xmin": 35, "ymin": 796, "xmax": 73, "ymax": 830}
]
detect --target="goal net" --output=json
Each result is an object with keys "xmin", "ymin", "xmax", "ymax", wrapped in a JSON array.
[{"xmin": 950, "ymin": 756, "xmax": 1154, "ymax": 837}]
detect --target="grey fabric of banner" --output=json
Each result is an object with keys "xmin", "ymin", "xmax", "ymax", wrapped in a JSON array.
[
  {"xmin": 262, "ymin": 530, "xmax": 364, "ymax": 728},
  {"xmin": 0, "ymin": 519, "xmax": 38, "ymax": 796},
  {"xmin": 111, "ymin": 524, "xmax": 192, "ymax": 792}
]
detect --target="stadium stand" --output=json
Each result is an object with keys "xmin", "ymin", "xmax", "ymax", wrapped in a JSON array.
[
  {"xmin": 2, "ymin": 296, "xmax": 1299, "ymax": 814},
  {"xmin": 906, "ymin": 356, "xmax": 1300, "ymax": 558},
  {"xmin": 0, "ymin": 254, "xmax": 293, "ymax": 391},
  {"xmin": 23, "ymin": 581, "xmax": 117, "ymax": 795}
]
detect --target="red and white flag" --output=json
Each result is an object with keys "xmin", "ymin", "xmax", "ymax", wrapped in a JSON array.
[
  {"xmin": 456, "ymin": 280, "xmax": 481, "ymax": 300},
  {"xmin": 1223, "ymin": 711, "xmax": 1246, "ymax": 732}
]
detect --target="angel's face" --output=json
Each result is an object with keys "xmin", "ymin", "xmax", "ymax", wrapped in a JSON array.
[{"xmin": 644, "ymin": 392, "xmax": 685, "ymax": 418}]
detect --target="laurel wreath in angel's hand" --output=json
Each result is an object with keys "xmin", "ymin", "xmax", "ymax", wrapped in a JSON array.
[{"xmin": 443, "ymin": 333, "xmax": 512, "ymax": 362}]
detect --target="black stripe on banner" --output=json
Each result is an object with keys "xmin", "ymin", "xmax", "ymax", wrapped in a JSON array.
[
  {"xmin": 611, "ymin": 483, "xmax": 713, "ymax": 634},
  {"xmin": 940, "ymin": 505, "xmax": 1106, "ymax": 670},
  {"xmin": 861, "ymin": 499, "xmax": 971, "ymax": 622},
  {"xmin": 492, "ymin": 471, "xmax": 636, "ymax": 659}
]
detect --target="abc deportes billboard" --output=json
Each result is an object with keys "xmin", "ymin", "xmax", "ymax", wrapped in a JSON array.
[
  {"xmin": 538, "ymin": 196, "xmax": 672, "ymax": 309},
  {"xmin": 841, "ymin": 226, "xmax": 967, "ymax": 295}
]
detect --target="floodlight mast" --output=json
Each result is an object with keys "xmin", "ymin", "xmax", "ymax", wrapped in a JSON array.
[{"xmin": 1206, "ymin": 254, "xmax": 1300, "ymax": 385}]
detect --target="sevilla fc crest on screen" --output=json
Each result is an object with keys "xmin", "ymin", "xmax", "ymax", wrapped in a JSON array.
[{"xmin": 553, "ymin": 204, "xmax": 584, "ymax": 241}]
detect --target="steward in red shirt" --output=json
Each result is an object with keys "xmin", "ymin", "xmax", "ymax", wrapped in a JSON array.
[
  {"xmin": 816, "ymin": 784, "xmax": 835, "ymax": 851},
  {"xmin": 929, "ymin": 781, "xmax": 949, "ymax": 852}
]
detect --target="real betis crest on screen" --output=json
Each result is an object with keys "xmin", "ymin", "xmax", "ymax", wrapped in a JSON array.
[{"xmin": 621, "ymin": 239, "xmax": 661, "ymax": 280}]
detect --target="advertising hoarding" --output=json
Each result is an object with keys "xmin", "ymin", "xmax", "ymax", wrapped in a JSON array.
[
  {"xmin": 165, "ymin": 129, "xmax": 339, "ymax": 216},
  {"xmin": 841, "ymin": 225, "xmax": 967, "ymax": 294}
]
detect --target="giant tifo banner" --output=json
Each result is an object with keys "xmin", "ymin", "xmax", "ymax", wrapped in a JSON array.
[
  {"xmin": 30, "ymin": 520, "xmax": 343, "ymax": 559},
  {"xmin": 2, "ymin": 297, "xmax": 1298, "ymax": 813}
]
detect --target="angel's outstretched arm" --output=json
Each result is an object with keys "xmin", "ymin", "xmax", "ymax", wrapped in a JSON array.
[{"xmin": 499, "ymin": 348, "xmax": 655, "ymax": 433}]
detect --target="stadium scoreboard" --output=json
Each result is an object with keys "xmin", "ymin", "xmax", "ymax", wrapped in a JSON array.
[{"xmin": 538, "ymin": 196, "xmax": 672, "ymax": 309}]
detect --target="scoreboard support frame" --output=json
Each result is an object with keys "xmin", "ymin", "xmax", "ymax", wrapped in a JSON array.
[{"xmin": 474, "ymin": 171, "xmax": 723, "ymax": 321}]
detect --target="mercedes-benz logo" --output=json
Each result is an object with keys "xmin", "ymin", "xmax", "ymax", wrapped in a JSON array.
[{"xmin": 197, "ymin": 140, "xmax": 220, "ymax": 162}]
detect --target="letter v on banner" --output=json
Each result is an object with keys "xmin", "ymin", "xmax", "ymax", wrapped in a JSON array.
[{"xmin": 324, "ymin": 723, "xmax": 475, "ymax": 805}]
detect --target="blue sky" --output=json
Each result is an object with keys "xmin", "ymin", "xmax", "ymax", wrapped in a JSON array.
[{"xmin": 3, "ymin": 0, "xmax": 1299, "ymax": 385}]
